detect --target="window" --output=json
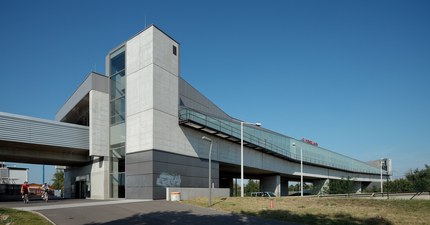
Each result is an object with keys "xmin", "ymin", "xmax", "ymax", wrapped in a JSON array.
[{"xmin": 173, "ymin": 45, "xmax": 177, "ymax": 56}]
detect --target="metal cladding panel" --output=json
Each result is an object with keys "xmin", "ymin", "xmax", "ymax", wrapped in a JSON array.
[{"xmin": 0, "ymin": 112, "xmax": 89, "ymax": 150}]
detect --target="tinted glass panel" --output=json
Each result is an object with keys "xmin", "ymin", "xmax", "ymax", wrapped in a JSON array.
[
  {"xmin": 110, "ymin": 71, "xmax": 126, "ymax": 100},
  {"xmin": 110, "ymin": 97, "xmax": 125, "ymax": 124},
  {"xmin": 110, "ymin": 51, "xmax": 125, "ymax": 75}
]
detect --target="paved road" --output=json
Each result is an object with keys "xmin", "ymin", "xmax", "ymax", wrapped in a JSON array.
[{"xmin": 0, "ymin": 199, "xmax": 298, "ymax": 225}]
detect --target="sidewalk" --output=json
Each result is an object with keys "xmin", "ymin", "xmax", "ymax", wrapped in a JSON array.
[{"xmin": 12, "ymin": 199, "xmax": 151, "ymax": 211}]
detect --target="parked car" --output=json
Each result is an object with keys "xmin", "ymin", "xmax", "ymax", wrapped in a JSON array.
[{"xmin": 250, "ymin": 192, "xmax": 276, "ymax": 197}]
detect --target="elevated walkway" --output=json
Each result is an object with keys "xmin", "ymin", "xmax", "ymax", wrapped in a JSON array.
[
  {"xmin": 0, "ymin": 112, "xmax": 89, "ymax": 166},
  {"xmin": 179, "ymin": 107, "xmax": 381, "ymax": 175}
]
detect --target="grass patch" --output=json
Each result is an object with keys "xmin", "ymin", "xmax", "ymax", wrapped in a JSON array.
[
  {"xmin": 0, "ymin": 208, "xmax": 52, "ymax": 225},
  {"xmin": 183, "ymin": 197, "xmax": 430, "ymax": 225}
]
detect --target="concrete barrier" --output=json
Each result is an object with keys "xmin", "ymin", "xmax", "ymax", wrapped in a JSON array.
[{"xmin": 166, "ymin": 188, "xmax": 229, "ymax": 201}]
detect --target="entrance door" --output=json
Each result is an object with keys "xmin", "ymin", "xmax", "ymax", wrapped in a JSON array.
[{"xmin": 74, "ymin": 181, "xmax": 86, "ymax": 199}]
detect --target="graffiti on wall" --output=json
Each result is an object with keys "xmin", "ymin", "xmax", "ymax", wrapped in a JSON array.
[{"xmin": 156, "ymin": 172, "xmax": 181, "ymax": 187}]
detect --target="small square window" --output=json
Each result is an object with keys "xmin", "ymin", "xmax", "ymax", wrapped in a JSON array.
[{"xmin": 173, "ymin": 45, "xmax": 177, "ymax": 56}]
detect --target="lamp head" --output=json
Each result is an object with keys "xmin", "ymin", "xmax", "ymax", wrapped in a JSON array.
[
  {"xmin": 255, "ymin": 123, "xmax": 262, "ymax": 127},
  {"xmin": 202, "ymin": 136, "xmax": 212, "ymax": 142}
]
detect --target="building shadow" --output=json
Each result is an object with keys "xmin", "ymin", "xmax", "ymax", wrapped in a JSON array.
[
  {"xmin": 84, "ymin": 208, "xmax": 393, "ymax": 225},
  {"xmin": 84, "ymin": 210, "xmax": 296, "ymax": 225},
  {"xmin": 241, "ymin": 209, "xmax": 393, "ymax": 225}
]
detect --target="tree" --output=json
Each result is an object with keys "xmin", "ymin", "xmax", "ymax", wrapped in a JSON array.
[
  {"xmin": 385, "ymin": 178, "xmax": 413, "ymax": 193},
  {"xmin": 51, "ymin": 170, "xmax": 64, "ymax": 193},
  {"xmin": 328, "ymin": 176, "xmax": 355, "ymax": 195},
  {"xmin": 244, "ymin": 179, "xmax": 260, "ymax": 196},
  {"xmin": 288, "ymin": 183, "xmax": 300, "ymax": 192},
  {"xmin": 406, "ymin": 165, "xmax": 430, "ymax": 192},
  {"xmin": 232, "ymin": 179, "xmax": 241, "ymax": 197}
]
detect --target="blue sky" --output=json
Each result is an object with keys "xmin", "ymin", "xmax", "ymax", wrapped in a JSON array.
[{"xmin": 1, "ymin": 0, "xmax": 429, "ymax": 182}]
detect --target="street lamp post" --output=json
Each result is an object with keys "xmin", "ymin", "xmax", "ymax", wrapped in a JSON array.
[
  {"xmin": 42, "ymin": 164, "xmax": 45, "ymax": 184},
  {"xmin": 380, "ymin": 158, "xmax": 384, "ymax": 194},
  {"xmin": 202, "ymin": 136, "xmax": 213, "ymax": 207},
  {"xmin": 240, "ymin": 121, "xmax": 261, "ymax": 197},
  {"xmin": 292, "ymin": 143, "xmax": 304, "ymax": 197},
  {"xmin": 300, "ymin": 146, "xmax": 303, "ymax": 197}
]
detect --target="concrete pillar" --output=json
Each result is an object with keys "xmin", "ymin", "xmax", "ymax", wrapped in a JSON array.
[
  {"xmin": 89, "ymin": 156, "xmax": 110, "ymax": 199},
  {"xmin": 361, "ymin": 182, "xmax": 371, "ymax": 192},
  {"xmin": 313, "ymin": 178, "xmax": 329, "ymax": 195},
  {"xmin": 260, "ymin": 175, "xmax": 281, "ymax": 196},
  {"xmin": 280, "ymin": 179, "xmax": 288, "ymax": 196},
  {"xmin": 64, "ymin": 169, "xmax": 72, "ymax": 198},
  {"xmin": 89, "ymin": 90, "xmax": 109, "ymax": 157},
  {"xmin": 352, "ymin": 182, "xmax": 362, "ymax": 193},
  {"xmin": 88, "ymin": 87, "xmax": 110, "ymax": 199},
  {"xmin": 220, "ymin": 177, "xmax": 233, "ymax": 196}
]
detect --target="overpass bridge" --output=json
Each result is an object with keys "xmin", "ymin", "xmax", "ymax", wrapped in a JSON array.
[
  {"xmin": 0, "ymin": 112, "xmax": 89, "ymax": 166},
  {"xmin": 179, "ymin": 107, "xmax": 381, "ymax": 176}
]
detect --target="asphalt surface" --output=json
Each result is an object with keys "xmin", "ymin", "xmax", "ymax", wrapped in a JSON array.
[{"xmin": 0, "ymin": 199, "xmax": 298, "ymax": 225}]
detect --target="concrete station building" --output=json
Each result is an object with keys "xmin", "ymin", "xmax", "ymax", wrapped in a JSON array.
[{"xmin": 0, "ymin": 25, "xmax": 391, "ymax": 200}]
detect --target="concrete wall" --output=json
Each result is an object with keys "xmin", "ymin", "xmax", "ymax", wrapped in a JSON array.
[
  {"xmin": 125, "ymin": 150, "xmax": 219, "ymax": 200},
  {"xmin": 89, "ymin": 90, "xmax": 109, "ymax": 157},
  {"xmin": 166, "ymin": 187, "xmax": 229, "ymax": 201},
  {"xmin": 124, "ymin": 25, "xmax": 183, "ymax": 199},
  {"xmin": 126, "ymin": 25, "xmax": 156, "ymax": 154},
  {"xmin": 127, "ymin": 26, "xmax": 180, "ymax": 154}
]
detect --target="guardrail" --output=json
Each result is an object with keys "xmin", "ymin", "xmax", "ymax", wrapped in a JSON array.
[{"xmin": 179, "ymin": 107, "xmax": 381, "ymax": 175}]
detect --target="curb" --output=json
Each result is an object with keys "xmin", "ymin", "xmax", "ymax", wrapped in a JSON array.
[{"xmin": 30, "ymin": 211, "xmax": 56, "ymax": 225}]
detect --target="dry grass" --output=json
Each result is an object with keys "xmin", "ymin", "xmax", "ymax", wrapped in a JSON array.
[
  {"xmin": 183, "ymin": 197, "xmax": 430, "ymax": 225},
  {"xmin": 0, "ymin": 208, "xmax": 52, "ymax": 225}
]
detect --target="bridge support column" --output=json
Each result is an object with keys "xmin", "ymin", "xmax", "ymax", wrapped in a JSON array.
[
  {"xmin": 260, "ymin": 175, "xmax": 281, "ymax": 196},
  {"xmin": 64, "ymin": 170, "xmax": 73, "ymax": 198},
  {"xmin": 361, "ymin": 182, "xmax": 371, "ymax": 192},
  {"xmin": 280, "ymin": 178, "xmax": 288, "ymax": 196},
  {"xmin": 313, "ymin": 179, "xmax": 329, "ymax": 195},
  {"xmin": 352, "ymin": 182, "xmax": 362, "ymax": 193},
  {"xmin": 220, "ymin": 177, "xmax": 233, "ymax": 196}
]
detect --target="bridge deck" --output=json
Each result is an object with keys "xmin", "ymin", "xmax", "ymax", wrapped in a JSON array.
[
  {"xmin": 179, "ymin": 107, "xmax": 381, "ymax": 175},
  {"xmin": 0, "ymin": 112, "xmax": 89, "ymax": 165}
]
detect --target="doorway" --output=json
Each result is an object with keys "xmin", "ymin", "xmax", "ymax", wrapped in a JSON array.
[{"xmin": 74, "ymin": 175, "xmax": 90, "ymax": 199}]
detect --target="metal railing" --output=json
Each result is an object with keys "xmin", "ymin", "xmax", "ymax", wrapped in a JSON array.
[{"xmin": 179, "ymin": 107, "xmax": 381, "ymax": 175}]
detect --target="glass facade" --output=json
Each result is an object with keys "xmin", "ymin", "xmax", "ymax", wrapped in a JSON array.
[
  {"xmin": 179, "ymin": 107, "xmax": 381, "ymax": 175},
  {"xmin": 109, "ymin": 46, "xmax": 126, "ymax": 198}
]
